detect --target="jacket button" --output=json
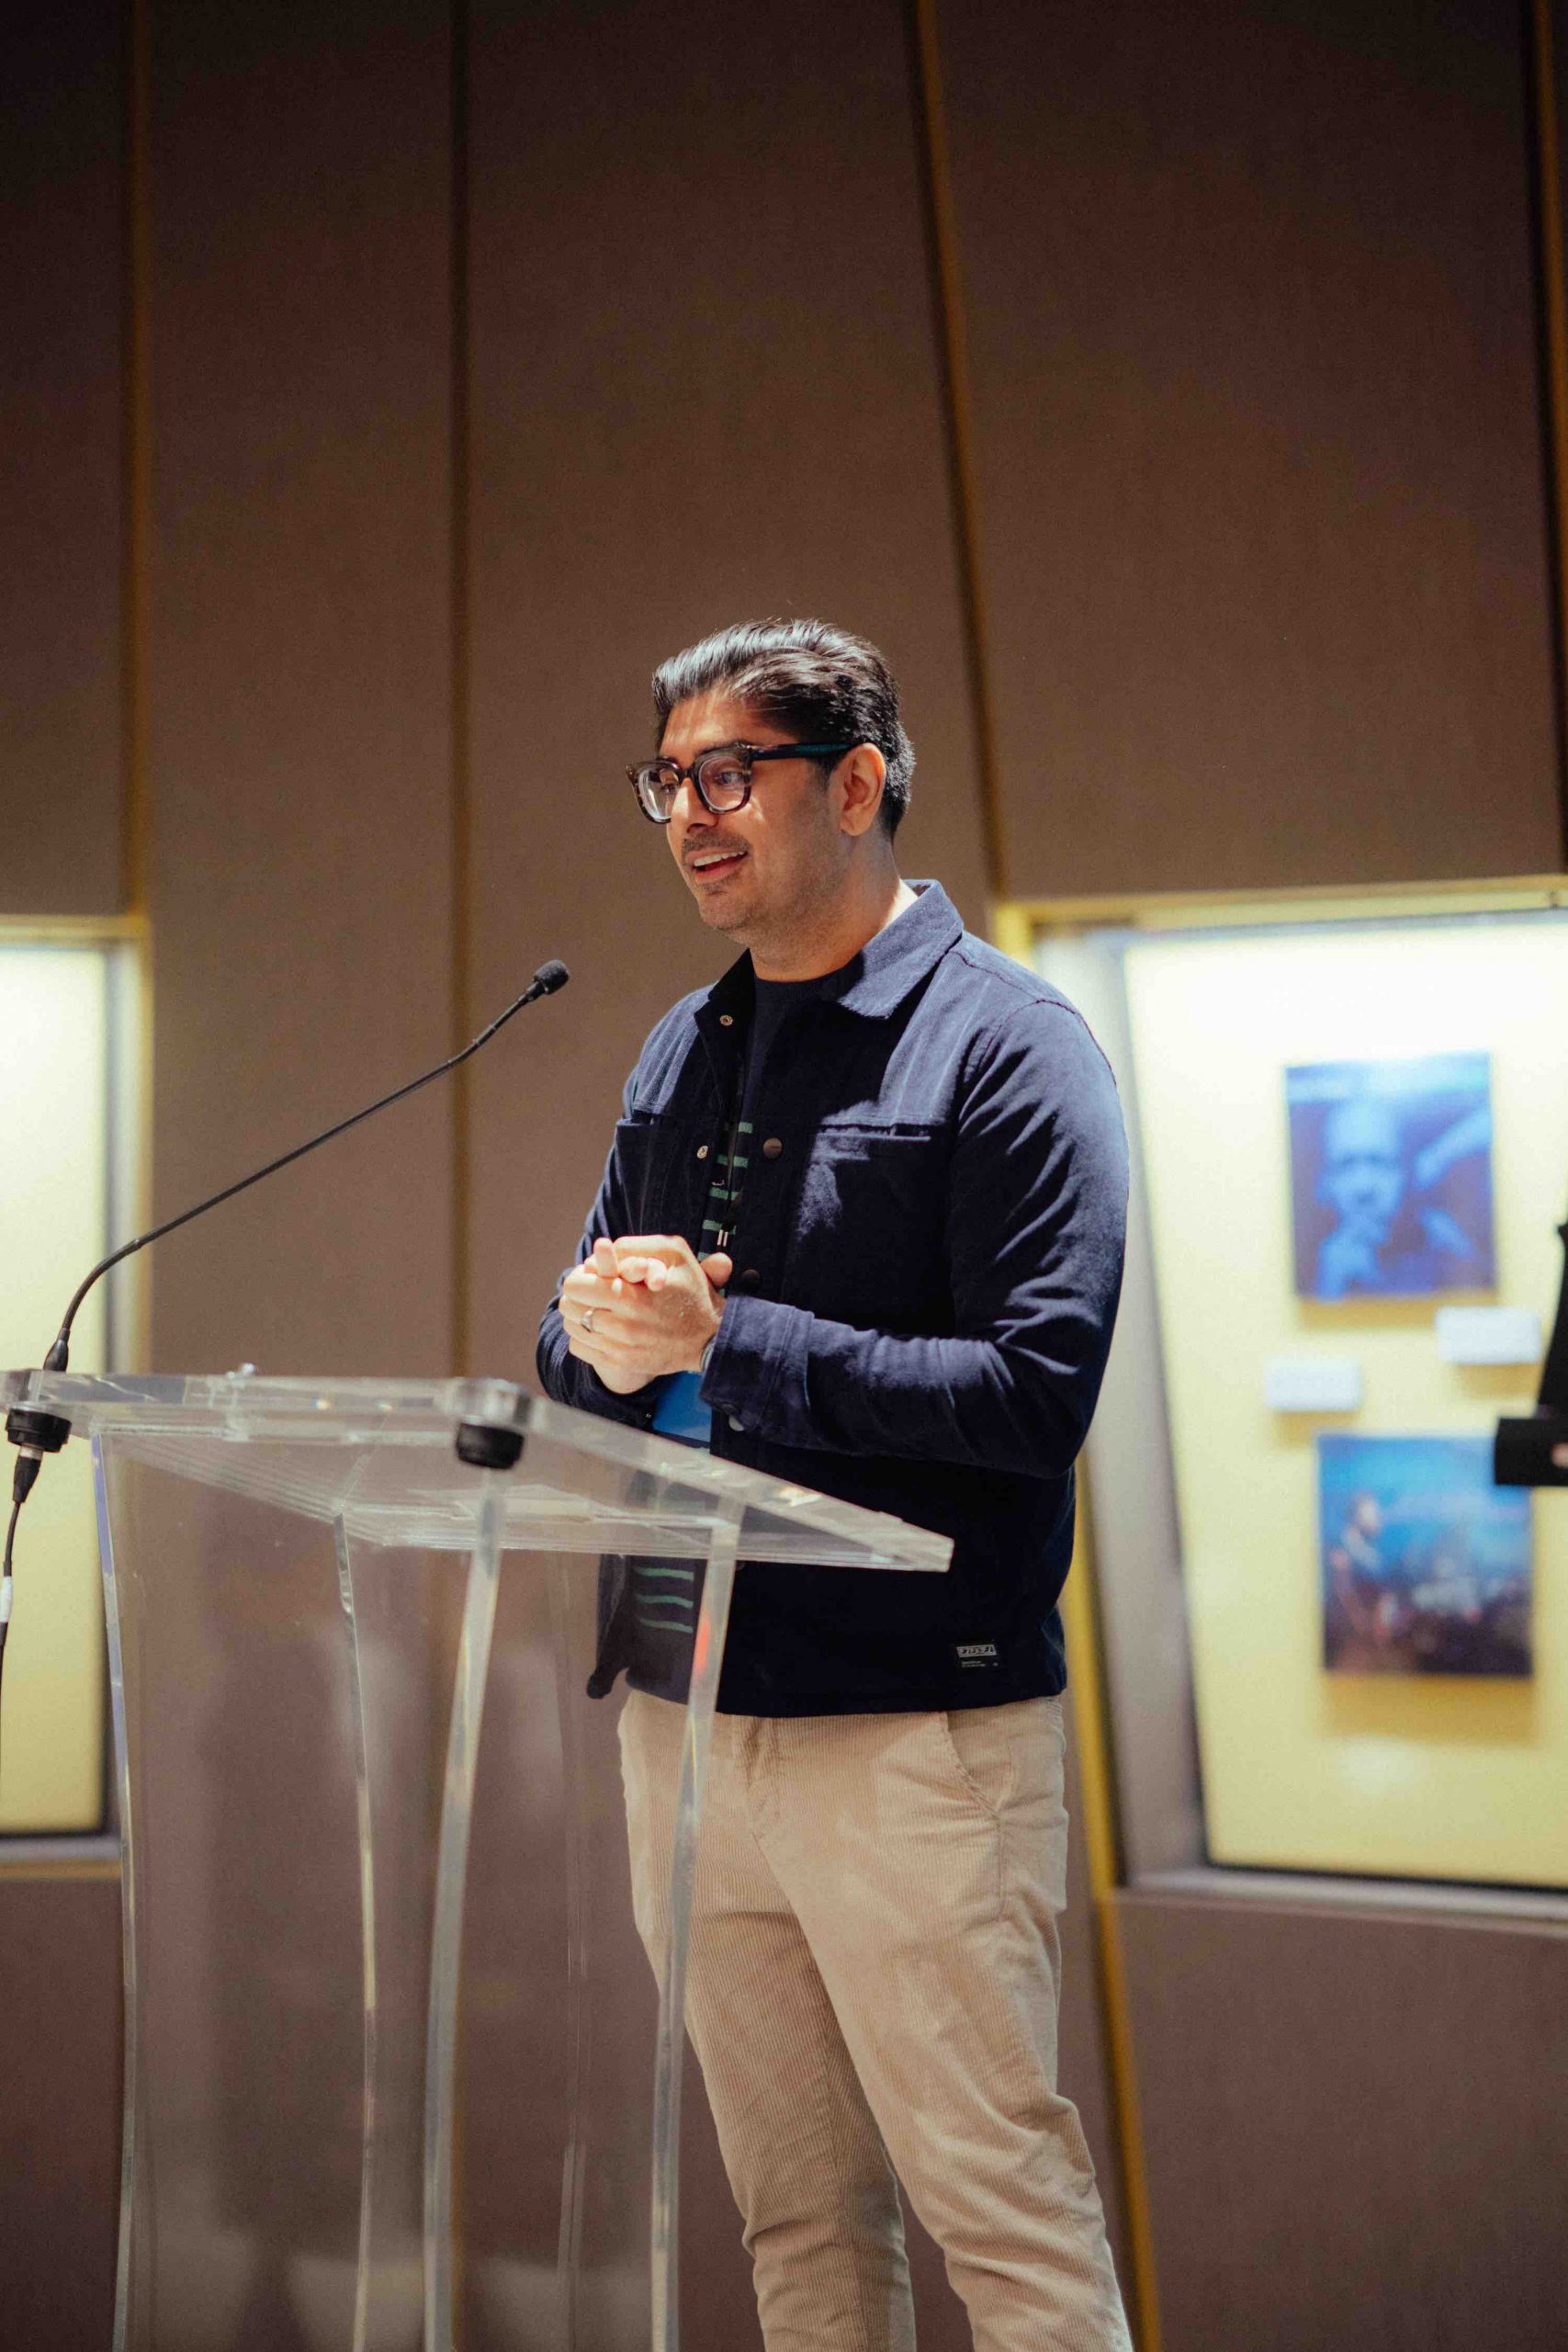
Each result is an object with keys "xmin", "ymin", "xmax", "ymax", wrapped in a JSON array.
[
  {"xmin": 696, "ymin": 1144, "xmax": 709, "ymax": 1159},
  {"xmin": 719, "ymin": 1013, "xmax": 734, "ymax": 1027},
  {"xmin": 737, "ymin": 1269, "xmax": 761, "ymax": 1289},
  {"xmin": 761, "ymin": 1136, "xmax": 783, "ymax": 1159},
  {"xmin": 728, "ymin": 1414, "xmax": 745, "ymax": 1432}
]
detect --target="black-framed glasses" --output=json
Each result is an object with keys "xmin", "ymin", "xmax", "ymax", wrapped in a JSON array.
[{"xmin": 627, "ymin": 740, "xmax": 852, "ymax": 825}]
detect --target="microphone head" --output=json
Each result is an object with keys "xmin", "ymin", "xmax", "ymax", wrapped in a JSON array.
[{"xmin": 533, "ymin": 959, "xmax": 570, "ymax": 996}]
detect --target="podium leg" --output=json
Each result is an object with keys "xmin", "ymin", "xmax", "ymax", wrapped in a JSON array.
[
  {"xmin": 650, "ymin": 1500, "xmax": 745, "ymax": 2352},
  {"xmin": 95, "ymin": 1435, "xmax": 141, "ymax": 2352},
  {"xmin": 333, "ymin": 1512, "xmax": 380, "ymax": 2352},
  {"xmin": 423, "ymin": 1482, "xmax": 503, "ymax": 2352},
  {"xmin": 550, "ymin": 1556, "xmax": 592, "ymax": 2345}
]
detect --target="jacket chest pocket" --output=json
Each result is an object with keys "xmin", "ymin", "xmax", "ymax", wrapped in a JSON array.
[
  {"xmin": 613, "ymin": 1115, "xmax": 678, "ymax": 1234},
  {"xmin": 792, "ymin": 1127, "xmax": 948, "ymax": 1318},
  {"xmin": 614, "ymin": 1114, "xmax": 716, "ymax": 1245}
]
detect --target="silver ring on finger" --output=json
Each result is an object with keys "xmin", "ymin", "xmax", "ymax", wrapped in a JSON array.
[{"xmin": 581, "ymin": 1306, "xmax": 597, "ymax": 1335}]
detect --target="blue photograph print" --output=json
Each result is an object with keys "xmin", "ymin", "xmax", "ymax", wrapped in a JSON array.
[
  {"xmin": 1287, "ymin": 1053, "xmax": 1495, "ymax": 1300},
  {"xmin": 1318, "ymin": 1433, "xmax": 1531, "ymax": 1679}
]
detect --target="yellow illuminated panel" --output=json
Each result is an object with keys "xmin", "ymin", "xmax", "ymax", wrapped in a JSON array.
[
  {"xmin": 1124, "ymin": 919, "xmax": 1568, "ymax": 1886},
  {"xmin": 0, "ymin": 946, "xmax": 110, "ymax": 1832}
]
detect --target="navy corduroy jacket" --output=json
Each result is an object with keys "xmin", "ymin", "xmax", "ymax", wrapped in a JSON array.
[{"xmin": 535, "ymin": 881, "xmax": 1128, "ymax": 1715}]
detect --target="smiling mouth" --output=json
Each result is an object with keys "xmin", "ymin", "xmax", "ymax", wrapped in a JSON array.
[{"xmin": 685, "ymin": 847, "xmax": 748, "ymax": 879}]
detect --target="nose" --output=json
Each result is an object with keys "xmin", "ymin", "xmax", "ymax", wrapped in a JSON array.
[{"xmin": 670, "ymin": 775, "xmax": 718, "ymax": 841}]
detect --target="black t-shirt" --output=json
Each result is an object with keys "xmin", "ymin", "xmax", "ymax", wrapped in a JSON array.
[
  {"xmin": 632, "ymin": 967, "xmax": 840, "ymax": 1679},
  {"xmin": 739, "ymin": 969, "xmax": 839, "ymax": 1128}
]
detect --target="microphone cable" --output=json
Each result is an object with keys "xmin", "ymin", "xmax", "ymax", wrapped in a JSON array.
[{"xmin": 0, "ymin": 1451, "xmax": 43, "ymax": 1773}]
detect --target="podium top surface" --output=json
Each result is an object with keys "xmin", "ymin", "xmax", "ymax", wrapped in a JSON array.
[{"xmin": 3, "ymin": 1371, "xmax": 952, "ymax": 1570}]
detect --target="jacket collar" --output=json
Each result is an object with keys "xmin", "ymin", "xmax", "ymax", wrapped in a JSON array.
[{"xmin": 698, "ymin": 881, "xmax": 962, "ymax": 1032}]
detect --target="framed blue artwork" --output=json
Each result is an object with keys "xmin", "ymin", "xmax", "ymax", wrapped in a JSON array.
[
  {"xmin": 1286, "ymin": 1053, "xmax": 1495, "ymax": 1300},
  {"xmin": 1318, "ymin": 1432, "xmax": 1531, "ymax": 1679}
]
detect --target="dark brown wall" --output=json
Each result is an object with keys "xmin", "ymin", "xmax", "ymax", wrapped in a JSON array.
[
  {"xmin": 0, "ymin": 1875, "xmax": 121, "ymax": 2352},
  {"xmin": 942, "ymin": 0, "xmax": 1566, "ymax": 896},
  {"xmin": 1118, "ymin": 1890, "xmax": 1568, "ymax": 2352},
  {"xmin": 0, "ymin": 0, "xmax": 124, "ymax": 917},
  {"xmin": 146, "ymin": 0, "xmax": 457, "ymax": 1374}
]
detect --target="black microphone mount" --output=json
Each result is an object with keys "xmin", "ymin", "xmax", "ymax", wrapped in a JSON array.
[{"xmin": 1494, "ymin": 1209, "xmax": 1568, "ymax": 1488}]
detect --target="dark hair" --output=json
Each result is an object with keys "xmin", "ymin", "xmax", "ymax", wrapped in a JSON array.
[{"xmin": 650, "ymin": 618, "xmax": 915, "ymax": 836}]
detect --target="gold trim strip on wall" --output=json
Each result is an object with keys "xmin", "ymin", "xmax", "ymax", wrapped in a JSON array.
[
  {"xmin": 123, "ymin": 0, "xmax": 154, "ymax": 1376},
  {"xmin": 0, "ymin": 914, "xmax": 148, "ymax": 944},
  {"xmin": 448, "ymin": 0, "xmax": 473, "ymax": 1378},
  {"xmin": 1060, "ymin": 1510, "xmax": 1165, "ymax": 2352},
  {"xmin": 1013, "ymin": 871, "xmax": 1568, "ymax": 936},
  {"xmin": 988, "ymin": 900, "xmax": 1034, "ymax": 965},
  {"xmin": 906, "ymin": 0, "xmax": 1010, "ymax": 904},
  {"xmin": 0, "ymin": 1851, "xmax": 121, "ymax": 1884}
]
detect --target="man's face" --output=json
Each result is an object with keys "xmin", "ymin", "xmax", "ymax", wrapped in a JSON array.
[{"xmin": 659, "ymin": 689, "xmax": 850, "ymax": 945}]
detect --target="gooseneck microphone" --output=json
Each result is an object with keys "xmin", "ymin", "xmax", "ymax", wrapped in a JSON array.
[
  {"xmin": 38, "ymin": 956, "xmax": 570, "ymax": 1383},
  {"xmin": 0, "ymin": 959, "xmax": 570, "ymax": 1735}
]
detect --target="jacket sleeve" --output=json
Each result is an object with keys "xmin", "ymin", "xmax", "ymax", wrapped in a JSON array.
[
  {"xmin": 697, "ymin": 1003, "xmax": 1129, "ymax": 1478},
  {"xmin": 535, "ymin": 1071, "xmax": 661, "ymax": 1432}
]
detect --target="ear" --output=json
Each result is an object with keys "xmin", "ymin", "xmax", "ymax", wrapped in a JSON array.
[{"xmin": 834, "ymin": 742, "xmax": 888, "ymax": 839}]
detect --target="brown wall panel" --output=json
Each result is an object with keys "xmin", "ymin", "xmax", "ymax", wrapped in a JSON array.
[
  {"xmin": 0, "ymin": 1, "xmax": 124, "ymax": 917},
  {"xmin": 0, "ymin": 1875, "xmax": 121, "ymax": 2351},
  {"xmin": 465, "ymin": 0, "xmax": 988, "ymax": 1388},
  {"xmin": 1118, "ymin": 1890, "xmax": 1568, "ymax": 2351},
  {"xmin": 146, "ymin": 0, "xmax": 455, "ymax": 1374},
  {"xmin": 941, "ymin": 0, "xmax": 1564, "ymax": 897}
]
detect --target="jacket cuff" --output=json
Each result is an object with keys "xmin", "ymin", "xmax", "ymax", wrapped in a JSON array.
[
  {"xmin": 537, "ymin": 1318, "xmax": 660, "ymax": 1430},
  {"xmin": 699, "ymin": 1293, "xmax": 808, "ymax": 1438}
]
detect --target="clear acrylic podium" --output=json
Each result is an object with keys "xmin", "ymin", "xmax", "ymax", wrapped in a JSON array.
[{"xmin": 4, "ymin": 1371, "xmax": 949, "ymax": 2352}]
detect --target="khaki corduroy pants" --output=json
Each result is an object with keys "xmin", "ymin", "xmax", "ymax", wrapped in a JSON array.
[{"xmin": 619, "ymin": 1688, "xmax": 1134, "ymax": 2352}]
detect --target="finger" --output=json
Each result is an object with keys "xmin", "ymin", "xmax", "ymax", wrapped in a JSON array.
[
  {"xmin": 601, "ymin": 1238, "xmax": 667, "ymax": 1287},
  {"xmin": 698, "ymin": 1251, "xmax": 732, "ymax": 1290},
  {"xmin": 589, "ymin": 1249, "xmax": 646, "ymax": 1295},
  {"xmin": 562, "ymin": 1276, "xmax": 635, "ymax": 1348},
  {"xmin": 611, "ymin": 1235, "xmax": 694, "ymax": 1270},
  {"xmin": 642, "ymin": 1259, "xmax": 669, "ymax": 1293}
]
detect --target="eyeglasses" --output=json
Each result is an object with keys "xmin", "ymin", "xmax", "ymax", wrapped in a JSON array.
[{"xmin": 627, "ymin": 740, "xmax": 852, "ymax": 825}]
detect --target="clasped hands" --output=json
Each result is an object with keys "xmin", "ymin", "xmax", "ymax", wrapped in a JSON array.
[{"xmin": 561, "ymin": 1235, "xmax": 732, "ymax": 1396}]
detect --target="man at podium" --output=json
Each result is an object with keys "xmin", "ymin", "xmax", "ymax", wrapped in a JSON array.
[{"xmin": 537, "ymin": 618, "xmax": 1131, "ymax": 2352}]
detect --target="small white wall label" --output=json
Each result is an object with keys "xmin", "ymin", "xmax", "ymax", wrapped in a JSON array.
[
  {"xmin": 1434, "ymin": 1306, "xmax": 1542, "ymax": 1366},
  {"xmin": 1264, "ymin": 1356, "xmax": 1363, "ymax": 1413}
]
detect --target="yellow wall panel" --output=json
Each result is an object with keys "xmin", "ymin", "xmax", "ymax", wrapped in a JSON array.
[
  {"xmin": 1125, "ymin": 918, "xmax": 1568, "ymax": 1885},
  {"xmin": 0, "ymin": 947, "xmax": 110, "ymax": 1830}
]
